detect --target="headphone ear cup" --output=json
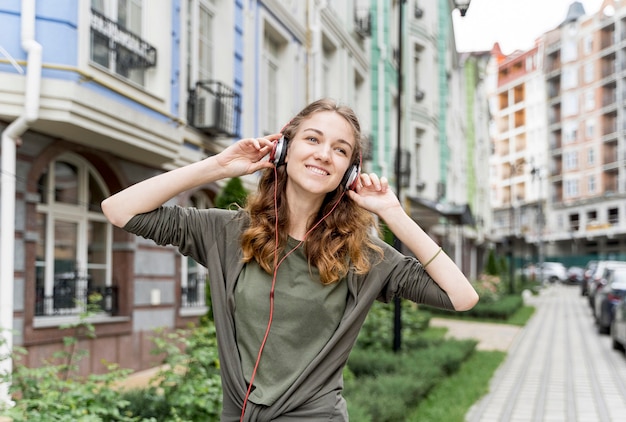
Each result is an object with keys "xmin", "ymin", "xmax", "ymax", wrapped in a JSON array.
[
  {"xmin": 342, "ymin": 164, "xmax": 360, "ymax": 191},
  {"xmin": 270, "ymin": 136, "xmax": 288, "ymax": 167}
]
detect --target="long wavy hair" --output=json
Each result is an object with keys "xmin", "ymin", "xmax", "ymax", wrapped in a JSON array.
[{"xmin": 240, "ymin": 98, "xmax": 383, "ymax": 284}]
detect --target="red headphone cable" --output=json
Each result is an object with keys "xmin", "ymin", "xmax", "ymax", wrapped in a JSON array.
[{"xmin": 239, "ymin": 167, "xmax": 345, "ymax": 421}]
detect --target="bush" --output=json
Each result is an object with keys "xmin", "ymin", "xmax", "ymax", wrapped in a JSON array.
[
  {"xmin": 0, "ymin": 297, "xmax": 138, "ymax": 421},
  {"xmin": 122, "ymin": 324, "xmax": 222, "ymax": 421},
  {"xmin": 344, "ymin": 339, "xmax": 477, "ymax": 422}
]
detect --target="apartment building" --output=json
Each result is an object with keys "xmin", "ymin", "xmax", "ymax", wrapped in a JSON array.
[
  {"xmin": 542, "ymin": 0, "xmax": 626, "ymax": 260},
  {"xmin": 490, "ymin": 0, "xmax": 626, "ymax": 266},
  {"xmin": 0, "ymin": 0, "xmax": 370, "ymax": 379},
  {"xmin": 489, "ymin": 43, "xmax": 549, "ymax": 266}
]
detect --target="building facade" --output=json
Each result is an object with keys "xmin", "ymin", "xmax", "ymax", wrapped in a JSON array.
[
  {"xmin": 489, "ymin": 0, "xmax": 626, "ymax": 268},
  {"xmin": 0, "ymin": 0, "xmax": 372, "ymax": 380}
]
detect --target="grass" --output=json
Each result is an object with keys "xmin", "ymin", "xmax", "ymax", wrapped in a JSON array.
[
  {"xmin": 431, "ymin": 304, "xmax": 536, "ymax": 326},
  {"xmin": 406, "ymin": 350, "xmax": 506, "ymax": 422},
  {"xmin": 401, "ymin": 304, "xmax": 534, "ymax": 421}
]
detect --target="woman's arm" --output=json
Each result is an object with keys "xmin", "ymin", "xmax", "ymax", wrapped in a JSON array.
[
  {"xmin": 348, "ymin": 173, "xmax": 479, "ymax": 311},
  {"xmin": 101, "ymin": 135, "xmax": 280, "ymax": 228}
]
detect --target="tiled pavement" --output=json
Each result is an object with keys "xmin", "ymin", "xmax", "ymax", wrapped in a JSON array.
[{"xmin": 462, "ymin": 283, "xmax": 626, "ymax": 422}]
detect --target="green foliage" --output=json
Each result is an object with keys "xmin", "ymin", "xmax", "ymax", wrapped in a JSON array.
[
  {"xmin": 0, "ymin": 295, "xmax": 137, "ymax": 421},
  {"xmin": 214, "ymin": 177, "xmax": 248, "ymax": 209},
  {"xmin": 121, "ymin": 324, "xmax": 223, "ymax": 421},
  {"xmin": 407, "ymin": 350, "xmax": 507, "ymax": 422},
  {"xmin": 345, "ymin": 339, "xmax": 477, "ymax": 422},
  {"xmin": 355, "ymin": 300, "xmax": 431, "ymax": 351},
  {"xmin": 485, "ymin": 249, "xmax": 499, "ymax": 275}
]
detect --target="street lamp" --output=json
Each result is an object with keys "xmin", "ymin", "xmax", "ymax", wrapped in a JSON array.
[{"xmin": 453, "ymin": 0, "xmax": 471, "ymax": 17}]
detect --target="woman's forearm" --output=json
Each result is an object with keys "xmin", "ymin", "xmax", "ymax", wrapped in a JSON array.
[
  {"xmin": 380, "ymin": 206, "xmax": 479, "ymax": 311},
  {"xmin": 101, "ymin": 156, "xmax": 227, "ymax": 228}
]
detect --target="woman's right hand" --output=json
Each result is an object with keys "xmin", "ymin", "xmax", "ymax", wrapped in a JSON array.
[{"xmin": 215, "ymin": 133, "xmax": 282, "ymax": 177}]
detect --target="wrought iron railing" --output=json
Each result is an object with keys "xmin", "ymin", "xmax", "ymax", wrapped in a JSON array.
[
  {"xmin": 35, "ymin": 272, "xmax": 118, "ymax": 317},
  {"xmin": 181, "ymin": 274, "xmax": 207, "ymax": 308},
  {"xmin": 188, "ymin": 80, "xmax": 241, "ymax": 138},
  {"xmin": 90, "ymin": 8, "xmax": 157, "ymax": 75}
]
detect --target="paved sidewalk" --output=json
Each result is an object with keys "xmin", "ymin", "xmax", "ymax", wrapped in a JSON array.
[{"xmin": 464, "ymin": 283, "xmax": 626, "ymax": 422}]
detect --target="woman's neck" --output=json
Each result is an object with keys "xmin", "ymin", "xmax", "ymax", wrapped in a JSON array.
[{"xmin": 285, "ymin": 189, "xmax": 323, "ymax": 240}]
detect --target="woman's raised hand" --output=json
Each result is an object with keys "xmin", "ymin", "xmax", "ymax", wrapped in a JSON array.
[
  {"xmin": 216, "ymin": 134, "xmax": 282, "ymax": 177},
  {"xmin": 347, "ymin": 173, "xmax": 402, "ymax": 218}
]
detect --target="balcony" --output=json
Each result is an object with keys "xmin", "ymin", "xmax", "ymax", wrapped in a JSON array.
[
  {"xmin": 90, "ymin": 9, "xmax": 157, "ymax": 78},
  {"xmin": 354, "ymin": 9, "xmax": 371, "ymax": 38},
  {"xmin": 181, "ymin": 274, "xmax": 207, "ymax": 309},
  {"xmin": 35, "ymin": 272, "xmax": 118, "ymax": 317},
  {"xmin": 188, "ymin": 81, "xmax": 241, "ymax": 138}
]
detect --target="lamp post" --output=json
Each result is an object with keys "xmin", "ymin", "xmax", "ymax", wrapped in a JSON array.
[
  {"xmin": 453, "ymin": 0, "xmax": 472, "ymax": 17},
  {"xmin": 531, "ymin": 165, "xmax": 544, "ymax": 284}
]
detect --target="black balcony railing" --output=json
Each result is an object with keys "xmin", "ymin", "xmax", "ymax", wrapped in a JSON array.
[
  {"xmin": 35, "ymin": 272, "xmax": 118, "ymax": 317},
  {"xmin": 181, "ymin": 274, "xmax": 207, "ymax": 308},
  {"xmin": 354, "ymin": 10, "xmax": 371, "ymax": 38},
  {"xmin": 90, "ymin": 9, "xmax": 157, "ymax": 74},
  {"xmin": 188, "ymin": 80, "xmax": 241, "ymax": 138}
]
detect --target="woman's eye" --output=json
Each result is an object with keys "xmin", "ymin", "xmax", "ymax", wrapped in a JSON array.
[
  {"xmin": 307, "ymin": 137, "xmax": 318, "ymax": 143},
  {"xmin": 335, "ymin": 147, "xmax": 348, "ymax": 156}
]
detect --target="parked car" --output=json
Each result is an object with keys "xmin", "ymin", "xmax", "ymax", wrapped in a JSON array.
[
  {"xmin": 530, "ymin": 262, "xmax": 567, "ymax": 284},
  {"xmin": 587, "ymin": 260, "xmax": 626, "ymax": 312},
  {"xmin": 594, "ymin": 267, "xmax": 626, "ymax": 334},
  {"xmin": 581, "ymin": 260, "xmax": 598, "ymax": 296},
  {"xmin": 611, "ymin": 286, "xmax": 626, "ymax": 353},
  {"xmin": 566, "ymin": 266, "xmax": 584, "ymax": 284}
]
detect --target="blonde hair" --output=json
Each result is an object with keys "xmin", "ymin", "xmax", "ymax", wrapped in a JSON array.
[{"xmin": 240, "ymin": 98, "xmax": 383, "ymax": 284}]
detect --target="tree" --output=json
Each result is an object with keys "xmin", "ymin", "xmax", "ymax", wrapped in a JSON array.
[{"xmin": 214, "ymin": 177, "xmax": 248, "ymax": 209}]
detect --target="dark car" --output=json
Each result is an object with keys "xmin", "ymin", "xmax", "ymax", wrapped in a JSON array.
[
  {"xmin": 594, "ymin": 267, "xmax": 626, "ymax": 334},
  {"xmin": 587, "ymin": 261, "xmax": 626, "ymax": 311},
  {"xmin": 611, "ymin": 286, "xmax": 626, "ymax": 353}
]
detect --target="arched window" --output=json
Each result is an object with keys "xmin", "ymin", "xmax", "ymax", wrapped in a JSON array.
[
  {"xmin": 35, "ymin": 155, "xmax": 113, "ymax": 320},
  {"xmin": 180, "ymin": 191, "xmax": 211, "ymax": 316}
]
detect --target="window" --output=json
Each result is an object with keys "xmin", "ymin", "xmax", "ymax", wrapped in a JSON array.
[
  {"xmin": 584, "ymin": 35, "xmax": 593, "ymax": 55},
  {"xmin": 564, "ymin": 151, "xmax": 578, "ymax": 170},
  {"xmin": 186, "ymin": 0, "xmax": 214, "ymax": 88},
  {"xmin": 35, "ymin": 155, "xmax": 112, "ymax": 319},
  {"xmin": 587, "ymin": 147, "xmax": 595, "ymax": 165},
  {"xmin": 562, "ymin": 92, "xmax": 579, "ymax": 117},
  {"xmin": 584, "ymin": 89, "xmax": 595, "ymax": 111},
  {"xmin": 585, "ymin": 119, "xmax": 595, "ymax": 139},
  {"xmin": 608, "ymin": 208, "xmax": 619, "ymax": 225},
  {"xmin": 588, "ymin": 175, "xmax": 596, "ymax": 194},
  {"xmin": 180, "ymin": 192, "xmax": 211, "ymax": 315},
  {"xmin": 262, "ymin": 26, "xmax": 285, "ymax": 134},
  {"xmin": 322, "ymin": 36, "xmax": 338, "ymax": 97},
  {"xmin": 562, "ymin": 66, "xmax": 578, "ymax": 89},
  {"xmin": 563, "ymin": 121, "xmax": 577, "ymax": 144},
  {"xmin": 90, "ymin": 0, "xmax": 156, "ymax": 86},
  {"xmin": 564, "ymin": 179, "xmax": 579, "ymax": 199}
]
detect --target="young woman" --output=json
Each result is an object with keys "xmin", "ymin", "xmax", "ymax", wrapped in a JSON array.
[{"xmin": 101, "ymin": 98, "xmax": 478, "ymax": 421}]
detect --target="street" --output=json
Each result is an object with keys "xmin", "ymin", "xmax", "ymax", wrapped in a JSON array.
[{"xmin": 466, "ymin": 283, "xmax": 626, "ymax": 422}]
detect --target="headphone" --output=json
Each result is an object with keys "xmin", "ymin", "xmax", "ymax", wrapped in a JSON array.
[{"xmin": 269, "ymin": 135, "xmax": 361, "ymax": 191}]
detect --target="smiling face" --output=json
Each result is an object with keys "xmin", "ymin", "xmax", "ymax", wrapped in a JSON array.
[{"xmin": 284, "ymin": 111, "xmax": 356, "ymax": 198}]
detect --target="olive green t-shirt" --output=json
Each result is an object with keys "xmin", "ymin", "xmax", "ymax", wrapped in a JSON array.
[{"xmin": 234, "ymin": 237, "xmax": 348, "ymax": 406}]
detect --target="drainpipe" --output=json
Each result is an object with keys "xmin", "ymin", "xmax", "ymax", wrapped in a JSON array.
[
  {"xmin": 1, "ymin": 0, "xmax": 42, "ymax": 405},
  {"xmin": 376, "ymin": 0, "xmax": 387, "ymax": 178}
]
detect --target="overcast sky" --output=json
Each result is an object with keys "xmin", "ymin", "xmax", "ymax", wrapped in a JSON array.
[{"xmin": 453, "ymin": 0, "xmax": 605, "ymax": 54}]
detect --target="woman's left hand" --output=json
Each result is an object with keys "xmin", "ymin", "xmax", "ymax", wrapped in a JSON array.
[{"xmin": 347, "ymin": 173, "xmax": 402, "ymax": 217}]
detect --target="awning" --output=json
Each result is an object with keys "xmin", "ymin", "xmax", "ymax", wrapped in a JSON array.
[{"xmin": 407, "ymin": 196, "xmax": 475, "ymax": 228}]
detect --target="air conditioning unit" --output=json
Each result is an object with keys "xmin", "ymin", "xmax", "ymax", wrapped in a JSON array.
[{"xmin": 194, "ymin": 95, "xmax": 218, "ymax": 129}]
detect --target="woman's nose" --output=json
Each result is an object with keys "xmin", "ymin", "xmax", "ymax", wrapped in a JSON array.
[{"xmin": 314, "ymin": 145, "xmax": 331, "ymax": 161}]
